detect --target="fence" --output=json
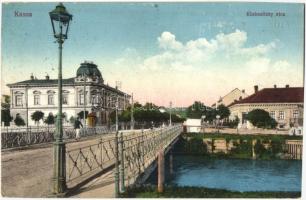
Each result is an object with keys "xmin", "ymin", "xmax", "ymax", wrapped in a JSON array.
[
  {"xmin": 1, "ymin": 125, "xmax": 110, "ymax": 149},
  {"xmin": 284, "ymin": 140, "xmax": 303, "ymax": 160},
  {"xmin": 65, "ymin": 125, "xmax": 183, "ymax": 188}
]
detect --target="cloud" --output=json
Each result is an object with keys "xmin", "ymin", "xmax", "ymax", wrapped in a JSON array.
[
  {"xmin": 157, "ymin": 31, "xmax": 183, "ymax": 51},
  {"xmin": 110, "ymin": 29, "xmax": 302, "ymax": 106}
]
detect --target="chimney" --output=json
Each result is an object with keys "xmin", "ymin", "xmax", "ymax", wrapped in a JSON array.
[
  {"xmin": 286, "ymin": 84, "xmax": 289, "ymax": 88},
  {"xmin": 45, "ymin": 74, "xmax": 50, "ymax": 80},
  {"xmin": 30, "ymin": 73, "xmax": 34, "ymax": 80},
  {"xmin": 254, "ymin": 85, "xmax": 258, "ymax": 93},
  {"xmin": 274, "ymin": 85, "xmax": 277, "ymax": 88}
]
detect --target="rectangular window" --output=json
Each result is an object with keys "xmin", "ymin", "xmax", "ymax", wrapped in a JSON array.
[
  {"xmin": 79, "ymin": 94, "xmax": 84, "ymax": 105},
  {"xmin": 48, "ymin": 95, "xmax": 54, "ymax": 105},
  {"xmin": 279, "ymin": 111, "xmax": 285, "ymax": 120},
  {"xmin": 63, "ymin": 95, "xmax": 68, "ymax": 105},
  {"xmin": 293, "ymin": 110, "xmax": 299, "ymax": 119},
  {"xmin": 16, "ymin": 95, "xmax": 23, "ymax": 106},
  {"xmin": 34, "ymin": 95, "xmax": 40, "ymax": 105},
  {"xmin": 270, "ymin": 111, "xmax": 275, "ymax": 119}
]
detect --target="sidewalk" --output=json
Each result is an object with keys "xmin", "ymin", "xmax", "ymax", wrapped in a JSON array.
[{"xmin": 69, "ymin": 170, "xmax": 116, "ymax": 198}]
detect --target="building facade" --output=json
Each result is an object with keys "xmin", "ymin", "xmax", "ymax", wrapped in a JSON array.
[
  {"xmin": 211, "ymin": 88, "xmax": 248, "ymax": 108},
  {"xmin": 229, "ymin": 85, "xmax": 304, "ymax": 130},
  {"xmin": 7, "ymin": 61, "xmax": 131, "ymax": 126}
]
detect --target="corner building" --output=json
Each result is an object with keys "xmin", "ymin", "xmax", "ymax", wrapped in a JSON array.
[{"xmin": 8, "ymin": 61, "xmax": 131, "ymax": 126}]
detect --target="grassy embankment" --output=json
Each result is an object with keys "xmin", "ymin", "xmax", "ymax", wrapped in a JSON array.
[{"xmin": 121, "ymin": 186, "xmax": 301, "ymax": 198}]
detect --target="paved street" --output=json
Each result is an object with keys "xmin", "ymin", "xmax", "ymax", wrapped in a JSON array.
[{"xmin": 1, "ymin": 130, "xmax": 141, "ymax": 198}]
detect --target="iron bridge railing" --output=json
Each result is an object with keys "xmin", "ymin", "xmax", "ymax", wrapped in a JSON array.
[
  {"xmin": 1, "ymin": 125, "xmax": 110, "ymax": 149},
  {"xmin": 65, "ymin": 124, "xmax": 183, "ymax": 188}
]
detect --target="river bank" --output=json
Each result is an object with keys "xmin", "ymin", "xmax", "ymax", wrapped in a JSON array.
[{"xmin": 121, "ymin": 186, "xmax": 301, "ymax": 198}]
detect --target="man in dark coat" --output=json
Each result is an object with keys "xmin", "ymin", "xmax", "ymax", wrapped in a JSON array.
[{"xmin": 74, "ymin": 117, "xmax": 83, "ymax": 140}]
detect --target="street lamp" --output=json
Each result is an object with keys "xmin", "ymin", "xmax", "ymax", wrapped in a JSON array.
[
  {"xmin": 49, "ymin": 3, "xmax": 72, "ymax": 196},
  {"xmin": 201, "ymin": 115, "xmax": 206, "ymax": 133},
  {"xmin": 216, "ymin": 115, "xmax": 220, "ymax": 133}
]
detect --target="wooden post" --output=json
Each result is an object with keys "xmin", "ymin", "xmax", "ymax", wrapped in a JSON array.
[
  {"xmin": 158, "ymin": 150, "xmax": 164, "ymax": 193},
  {"xmin": 252, "ymin": 139, "xmax": 256, "ymax": 159}
]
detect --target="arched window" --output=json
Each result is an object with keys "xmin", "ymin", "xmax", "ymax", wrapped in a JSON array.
[
  {"xmin": 63, "ymin": 90, "xmax": 69, "ymax": 105},
  {"xmin": 14, "ymin": 91, "xmax": 24, "ymax": 106},
  {"xmin": 33, "ymin": 91, "xmax": 41, "ymax": 105},
  {"xmin": 47, "ymin": 90, "xmax": 55, "ymax": 105}
]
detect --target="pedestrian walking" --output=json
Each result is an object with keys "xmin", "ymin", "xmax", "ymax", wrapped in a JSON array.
[{"xmin": 74, "ymin": 117, "xmax": 83, "ymax": 140}]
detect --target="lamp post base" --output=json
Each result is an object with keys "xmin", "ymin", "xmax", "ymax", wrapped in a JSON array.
[{"xmin": 52, "ymin": 140, "xmax": 67, "ymax": 196}]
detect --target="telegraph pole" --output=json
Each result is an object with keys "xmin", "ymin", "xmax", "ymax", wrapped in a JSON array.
[
  {"xmin": 169, "ymin": 101, "xmax": 172, "ymax": 126},
  {"xmin": 83, "ymin": 73, "xmax": 86, "ymax": 128},
  {"xmin": 131, "ymin": 93, "xmax": 134, "ymax": 130}
]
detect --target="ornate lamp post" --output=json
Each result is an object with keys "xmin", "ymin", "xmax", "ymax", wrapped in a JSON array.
[{"xmin": 49, "ymin": 3, "xmax": 72, "ymax": 196}]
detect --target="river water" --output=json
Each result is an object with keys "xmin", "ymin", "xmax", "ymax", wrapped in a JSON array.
[{"xmin": 146, "ymin": 155, "xmax": 302, "ymax": 192}]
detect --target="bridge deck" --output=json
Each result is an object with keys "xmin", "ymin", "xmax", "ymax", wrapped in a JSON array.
[{"xmin": 1, "ymin": 126, "xmax": 182, "ymax": 198}]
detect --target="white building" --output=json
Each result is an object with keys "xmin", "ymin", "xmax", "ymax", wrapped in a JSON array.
[
  {"xmin": 229, "ymin": 85, "xmax": 303, "ymax": 130},
  {"xmin": 183, "ymin": 118, "xmax": 202, "ymax": 133},
  {"xmin": 7, "ymin": 61, "xmax": 131, "ymax": 126},
  {"xmin": 211, "ymin": 88, "xmax": 248, "ymax": 108}
]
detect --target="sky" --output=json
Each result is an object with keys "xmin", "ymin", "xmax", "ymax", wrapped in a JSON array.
[{"xmin": 1, "ymin": 2, "xmax": 304, "ymax": 107}]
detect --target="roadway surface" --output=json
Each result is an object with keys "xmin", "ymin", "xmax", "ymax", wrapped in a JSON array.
[{"xmin": 1, "ymin": 130, "xmax": 141, "ymax": 198}]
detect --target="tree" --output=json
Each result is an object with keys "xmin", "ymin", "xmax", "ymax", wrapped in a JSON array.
[
  {"xmin": 31, "ymin": 111, "xmax": 44, "ymax": 127},
  {"xmin": 44, "ymin": 113, "xmax": 55, "ymax": 125},
  {"xmin": 1, "ymin": 95, "xmax": 12, "ymax": 126},
  {"xmin": 77, "ymin": 111, "xmax": 89, "ymax": 120},
  {"xmin": 217, "ymin": 104, "xmax": 230, "ymax": 120},
  {"xmin": 69, "ymin": 116, "xmax": 75, "ymax": 125},
  {"xmin": 247, "ymin": 109, "xmax": 277, "ymax": 129},
  {"xmin": 1, "ymin": 110, "xmax": 13, "ymax": 126},
  {"xmin": 14, "ymin": 114, "xmax": 25, "ymax": 126},
  {"xmin": 186, "ymin": 101, "xmax": 207, "ymax": 119}
]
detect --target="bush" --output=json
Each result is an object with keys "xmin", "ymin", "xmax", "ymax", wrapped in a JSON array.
[
  {"xmin": 14, "ymin": 114, "xmax": 25, "ymax": 126},
  {"xmin": 247, "ymin": 109, "xmax": 277, "ymax": 129},
  {"xmin": 31, "ymin": 111, "xmax": 44, "ymax": 126},
  {"xmin": 44, "ymin": 113, "xmax": 55, "ymax": 125}
]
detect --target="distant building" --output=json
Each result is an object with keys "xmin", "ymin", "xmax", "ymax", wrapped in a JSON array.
[
  {"xmin": 211, "ymin": 88, "xmax": 248, "ymax": 108},
  {"xmin": 183, "ymin": 118, "xmax": 202, "ymax": 133},
  {"xmin": 7, "ymin": 61, "xmax": 131, "ymax": 126},
  {"xmin": 229, "ymin": 85, "xmax": 304, "ymax": 130}
]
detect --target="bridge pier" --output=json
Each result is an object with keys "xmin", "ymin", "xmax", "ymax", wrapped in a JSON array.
[
  {"xmin": 252, "ymin": 139, "xmax": 256, "ymax": 159},
  {"xmin": 158, "ymin": 150, "xmax": 164, "ymax": 193},
  {"xmin": 169, "ymin": 150, "xmax": 174, "ymax": 176}
]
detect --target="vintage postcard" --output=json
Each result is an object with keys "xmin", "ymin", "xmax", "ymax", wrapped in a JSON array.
[{"xmin": 1, "ymin": 1, "xmax": 304, "ymax": 199}]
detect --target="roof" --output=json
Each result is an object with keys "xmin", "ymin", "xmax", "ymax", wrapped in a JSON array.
[
  {"xmin": 229, "ymin": 87, "xmax": 304, "ymax": 107},
  {"xmin": 76, "ymin": 62, "xmax": 102, "ymax": 78},
  {"xmin": 184, "ymin": 118, "xmax": 201, "ymax": 126},
  {"xmin": 7, "ymin": 78, "xmax": 75, "ymax": 86}
]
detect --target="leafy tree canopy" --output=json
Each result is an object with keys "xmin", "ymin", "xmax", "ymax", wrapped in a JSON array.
[
  {"xmin": 44, "ymin": 113, "xmax": 55, "ymax": 125},
  {"xmin": 247, "ymin": 109, "xmax": 277, "ymax": 129},
  {"xmin": 217, "ymin": 104, "xmax": 230, "ymax": 120},
  {"xmin": 14, "ymin": 114, "xmax": 25, "ymax": 126},
  {"xmin": 31, "ymin": 111, "xmax": 44, "ymax": 125},
  {"xmin": 77, "ymin": 111, "xmax": 89, "ymax": 119}
]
